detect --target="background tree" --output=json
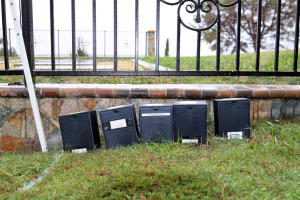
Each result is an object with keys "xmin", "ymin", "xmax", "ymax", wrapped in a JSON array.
[
  {"xmin": 76, "ymin": 36, "xmax": 89, "ymax": 57},
  {"xmin": 199, "ymin": 0, "xmax": 296, "ymax": 53},
  {"xmin": 0, "ymin": 37, "xmax": 18, "ymax": 56},
  {"xmin": 165, "ymin": 38, "xmax": 170, "ymax": 57}
]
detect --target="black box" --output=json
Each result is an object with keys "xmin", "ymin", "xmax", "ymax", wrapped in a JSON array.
[
  {"xmin": 99, "ymin": 104, "xmax": 139, "ymax": 149},
  {"xmin": 58, "ymin": 110, "xmax": 100, "ymax": 152},
  {"xmin": 214, "ymin": 98, "xmax": 250, "ymax": 138},
  {"xmin": 174, "ymin": 101, "xmax": 207, "ymax": 144},
  {"xmin": 139, "ymin": 104, "xmax": 173, "ymax": 143}
]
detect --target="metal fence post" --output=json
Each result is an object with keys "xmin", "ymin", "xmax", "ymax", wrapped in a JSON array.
[
  {"xmin": 50, "ymin": 0, "xmax": 55, "ymax": 71},
  {"xmin": 147, "ymin": 30, "xmax": 155, "ymax": 57},
  {"xmin": 1, "ymin": 0, "xmax": 9, "ymax": 70},
  {"xmin": 8, "ymin": 28, "xmax": 12, "ymax": 56},
  {"xmin": 57, "ymin": 30, "xmax": 60, "ymax": 57},
  {"xmin": 21, "ymin": 0, "xmax": 35, "ymax": 83},
  {"xmin": 104, "ymin": 31, "xmax": 106, "ymax": 57},
  {"xmin": 145, "ymin": 32, "xmax": 148, "ymax": 57}
]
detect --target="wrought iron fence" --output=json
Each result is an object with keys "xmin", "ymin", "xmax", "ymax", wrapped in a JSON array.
[
  {"xmin": 0, "ymin": 0, "xmax": 299, "ymax": 78},
  {"xmin": 0, "ymin": 29, "xmax": 148, "ymax": 57}
]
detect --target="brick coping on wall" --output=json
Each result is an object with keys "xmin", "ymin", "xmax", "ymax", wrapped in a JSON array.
[{"xmin": 0, "ymin": 84, "xmax": 299, "ymax": 99}]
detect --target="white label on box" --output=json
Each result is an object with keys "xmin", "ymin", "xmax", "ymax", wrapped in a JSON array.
[
  {"xmin": 177, "ymin": 101, "xmax": 197, "ymax": 105},
  {"xmin": 72, "ymin": 148, "xmax": 87, "ymax": 154},
  {"xmin": 144, "ymin": 104, "xmax": 163, "ymax": 106},
  {"xmin": 142, "ymin": 113, "xmax": 170, "ymax": 117},
  {"xmin": 227, "ymin": 131, "xmax": 243, "ymax": 140},
  {"xmin": 182, "ymin": 139, "xmax": 198, "ymax": 144},
  {"xmin": 110, "ymin": 119, "xmax": 127, "ymax": 130}
]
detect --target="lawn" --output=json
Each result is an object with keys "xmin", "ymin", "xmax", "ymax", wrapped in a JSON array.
[
  {"xmin": 0, "ymin": 50, "xmax": 299, "ymax": 85},
  {"xmin": 0, "ymin": 118, "xmax": 299, "ymax": 199},
  {"xmin": 142, "ymin": 50, "xmax": 298, "ymax": 72}
]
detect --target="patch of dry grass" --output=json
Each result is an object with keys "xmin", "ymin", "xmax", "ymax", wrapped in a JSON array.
[{"xmin": 97, "ymin": 60, "xmax": 147, "ymax": 71}]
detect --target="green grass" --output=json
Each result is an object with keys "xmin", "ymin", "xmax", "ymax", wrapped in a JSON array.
[
  {"xmin": 142, "ymin": 50, "xmax": 299, "ymax": 72},
  {"xmin": 1, "ymin": 50, "xmax": 299, "ymax": 85},
  {"xmin": 1, "ymin": 118, "xmax": 299, "ymax": 199}
]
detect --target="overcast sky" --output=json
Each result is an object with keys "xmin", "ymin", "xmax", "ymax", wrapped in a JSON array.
[{"xmin": 1, "ymin": 0, "xmax": 216, "ymax": 57}]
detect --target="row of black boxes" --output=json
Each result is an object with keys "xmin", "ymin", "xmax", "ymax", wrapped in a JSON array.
[{"xmin": 59, "ymin": 98, "xmax": 250, "ymax": 152}]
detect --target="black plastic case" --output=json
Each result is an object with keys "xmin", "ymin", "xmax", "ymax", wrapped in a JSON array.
[
  {"xmin": 139, "ymin": 104, "xmax": 173, "ymax": 143},
  {"xmin": 174, "ymin": 101, "xmax": 207, "ymax": 144},
  {"xmin": 58, "ymin": 110, "xmax": 101, "ymax": 152},
  {"xmin": 213, "ymin": 98, "xmax": 250, "ymax": 138},
  {"xmin": 99, "ymin": 104, "xmax": 139, "ymax": 149}
]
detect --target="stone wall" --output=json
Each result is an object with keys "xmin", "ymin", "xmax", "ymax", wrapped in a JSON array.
[{"xmin": 0, "ymin": 84, "xmax": 299, "ymax": 150}]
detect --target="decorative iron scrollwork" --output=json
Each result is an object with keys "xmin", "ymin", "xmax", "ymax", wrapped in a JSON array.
[
  {"xmin": 160, "ymin": 0, "xmax": 240, "ymax": 32},
  {"xmin": 179, "ymin": 0, "xmax": 219, "ymax": 31},
  {"xmin": 217, "ymin": 0, "xmax": 240, "ymax": 8},
  {"xmin": 160, "ymin": 0, "xmax": 182, "ymax": 6}
]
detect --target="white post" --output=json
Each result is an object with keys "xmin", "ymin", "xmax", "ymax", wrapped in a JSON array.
[{"xmin": 9, "ymin": 0, "xmax": 48, "ymax": 152}]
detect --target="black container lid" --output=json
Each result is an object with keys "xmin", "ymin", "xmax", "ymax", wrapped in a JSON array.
[
  {"xmin": 100, "ymin": 104, "xmax": 134, "ymax": 112},
  {"xmin": 213, "ymin": 98, "xmax": 250, "ymax": 102},
  {"xmin": 58, "ymin": 110, "xmax": 93, "ymax": 118}
]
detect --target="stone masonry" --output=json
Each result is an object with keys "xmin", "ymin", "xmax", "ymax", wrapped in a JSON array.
[{"xmin": 0, "ymin": 84, "xmax": 299, "ymax": 150}]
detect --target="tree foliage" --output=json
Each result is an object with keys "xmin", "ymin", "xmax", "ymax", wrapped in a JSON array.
[
  {"xmin": 76, "ymin": 36, "xmax": 89, "ymax": 57},
  {"xmin": 165, "ymin": 38, "xmax": 170, "ymax": 57},
  {"xmin": 200, "ymin": 0, "xmax": 296, "ymax": 53},
  {"xmin": 0, "ymin": 37, "xmax": 18, "ymax": 56}
]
